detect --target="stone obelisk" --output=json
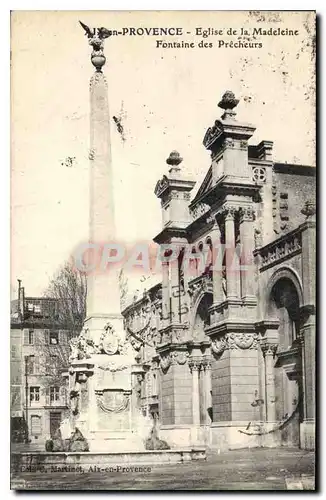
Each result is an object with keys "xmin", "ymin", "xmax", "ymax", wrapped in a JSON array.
[
  {"xmin": 64, "ymin": 24, "xmax": 151, "ymax": 453},
  {"xmin": 82, "ymin": 27, "xmax": 123, "ymax": 345}
]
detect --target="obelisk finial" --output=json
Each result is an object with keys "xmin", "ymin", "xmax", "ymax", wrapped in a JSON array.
[{"xmin": 79, "ymin": 21, "xmax": 112, "ymax": 72}]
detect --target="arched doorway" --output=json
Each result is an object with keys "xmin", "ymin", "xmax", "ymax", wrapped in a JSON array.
[
  {"xmin": 192, "ymin": 293, "xmax": 213, "ymax": 343},
  {"xmin": 269, "ymin": 277, "xmax": 303, "ymax": 447}
]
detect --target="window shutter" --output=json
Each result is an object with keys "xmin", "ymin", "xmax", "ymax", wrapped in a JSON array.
[
  {"xmin": 45, "ymin": 387, "xmax": 50, "ymax": 406},
  {"xmin": 34, "ymin": 356, "xmax": 40, "ymax": 375},
  {"xmin": 59, "ymin": 330, "xmax": 66, "ymax": 344},
  {"xmin": 33, "ymin": 329, "xmax": 39, "ymax": 345},
  {"xmin": 44, "ymin": 329, "xmax": 50, "ymax": 344},
  {"xmin": 23, "ymin": 329, "xmax": 29, "ymax": 345},
  {"xmin": 27, "ymin": 356, "xmax": 34, "ymax": 375},
  {"xmin": 60, "ymin": 386, "xmax": 66, "ymax": 405}
]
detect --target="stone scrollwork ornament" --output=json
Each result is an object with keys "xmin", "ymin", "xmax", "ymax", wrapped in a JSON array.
[
  {"xmin": 69, "ymin": 330, "xmax": 100, "ymax": 361},
  {"xmin": 172, "ymin": 351, "xmax": 189, "ymax": 365},
  {"xmin": 96, "ymin": 390, "xmax": 130, "ymax": 414},
  {"xmin": 126, "ymin": 332, "xmax": 142, "ymax": 352},
  {"xmin": 211, "ymin": 337, "xmax": 227, "ymax": 357},
  {"xmin": 159, "ymin": 353, "xmax": 172, "ymax": 373},
  {"xmin": 227, "ymin": 333, "xmax": 258, "ymax": 350}
]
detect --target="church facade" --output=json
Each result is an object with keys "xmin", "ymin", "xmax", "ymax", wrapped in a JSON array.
[{"xmin": 121, "ymin": 91, "xmax": 316, "ymax": 451}]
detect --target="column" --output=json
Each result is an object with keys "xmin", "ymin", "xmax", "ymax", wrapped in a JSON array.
[
  {"xmin": 170, "ymin": 256, "xmax": 180, "ymax": 324},
  {"xmin": 190, "ymin": 360, "xmax": 201, "ymax": 425},
  {"xmin": 180, "ymin": 246, "xmax": 191, "ymax": 324},
  {"xmin": 301, "ymin": 316, "xmax": 315, "ymax": 422},
  {"xmin": 161, "ymin": 260, "xmax": 170, "ymax": 326},
  {"xmin": 262, "ymin": 344, "xmax": 277, "ymax": 422},
  {"xmin": 202, "ymin": 359, "xmax": 212, "ymax": 423},
  {"xmin": 301, "ymin": 201, "xmax": 316, "ymax": 306},
  {"xmin": 224, "ymin": 207, "xmax": 240, "ymax": 299},
  {"xmin": 300, "ymin": 201, "xmax": 316, "ymax": 444},
  {"xmin": 211, "ymin": 222, "xmax": 224, "ymax": 304},
  {"xmin": 239, "ymin": 206, "xmax": 255, "ymax": 299}
]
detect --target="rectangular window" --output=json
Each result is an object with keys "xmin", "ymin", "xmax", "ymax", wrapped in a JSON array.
[
  {"xmin": 29, "ymin": 386, "xmax": 40, "ymax": 403},
  {"xmin": 26, "ymin": 356, "xmax": 39, "ymax": 375},
  {"xmin": 49, "ymin": 331, "xmax": 59, "ymax": 345},
  {"xmin": 47, "ymin": 355, "xmax": 58, "ymax": 375},
  {"xmin": 31, "ymin": 415, "xmax": 42, "ymax": 435},
  {"xmin": 50, "ymin": 387, "xmax": 60, "ymax": 403}
]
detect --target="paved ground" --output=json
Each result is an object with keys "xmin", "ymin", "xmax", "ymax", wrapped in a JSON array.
[{"xmin": 11, "ymin": 447, "xmax": 315, "ymax": 491}]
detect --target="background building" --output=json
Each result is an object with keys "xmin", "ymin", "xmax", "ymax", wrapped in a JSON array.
[
  {"xmin": 10, "ymin": 281, "xmax": 71, "ymax": 446},
  {"xmin": 122, "ymin": 92, "xmax": 316, "ymax": 451}
]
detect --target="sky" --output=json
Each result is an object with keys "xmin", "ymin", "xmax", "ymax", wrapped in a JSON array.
[{"xmin": 11, "ymin": 10, "xmax": 315, "ymax": 299}]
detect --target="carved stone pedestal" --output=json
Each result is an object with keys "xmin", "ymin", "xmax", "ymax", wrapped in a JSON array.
[{"xmin": 69, "ymin": 354, "xmax": 152, "ymax": 452}]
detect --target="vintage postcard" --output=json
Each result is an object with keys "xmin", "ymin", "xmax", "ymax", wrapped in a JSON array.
[{"xmin": 10, "ymin": 10, "xmax": 316, "ymax": 491}]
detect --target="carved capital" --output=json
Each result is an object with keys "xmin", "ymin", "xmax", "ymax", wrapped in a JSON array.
[
  {"xmin": 239, "ymin": 206, "xmax": 255, "ymax": 223},
  {"xmin": 224, "ymin": 137, "xmax": 235, "ymax": 148},
  {"xmin": 189, "ymin": 357, "xmax": 202, "ymax": 372},
  {"xmin": 260, "ymin": 342, "xmax": 278, "ymax": 357},
  {"xmin": 223, "ymin": 205, "xmax": 238, "ymax": 221},
  {"xmin": 170, "ymin": 190, "xmax": 180, "ymax": 200},
  {"xmin": 202, "ymin": 357, "xmax": 212, "ymax": 370}
]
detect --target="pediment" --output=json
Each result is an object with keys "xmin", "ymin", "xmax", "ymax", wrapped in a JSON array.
[
  {"xmin": 190, "ymin": 166, "xmax": 212, "ymax": 208},
  {"xmin": 154, "ymin": 175, "xmax": 169, "ymax": 197},
  {"xmin": 203, "ymin": 120, "xmax": 223, "ymax": 150}
]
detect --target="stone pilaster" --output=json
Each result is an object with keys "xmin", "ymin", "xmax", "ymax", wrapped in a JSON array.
[
  {"xmin": 239, "ymin": 206, "xmax": 256, "ymax": 300},
  {"xmin": 299, "ymin": 201, "xmax": 316, "ymax": 450},
  {"xmin": 170, "ymin": 254, "xmax": 180, "ymax": 325},
  {"xmin": 189, "ymin": 358, "xmax": 201, "ymax": 426},
  {"xmin": 202, "ymin": 358, "xmax": 212, "ymax": 424},
  {"xmin": 210, "ymin": 331, "xmax": 260, "ymax": 424},
  {"xmin": 224, "ymin": 207, "xmax": 240, "ymax": 299},
  {"xmin": 258, "ymin": 322, "xmax": 279, "ymax": 423},
  {"xmin": 301, "ymin": 201, "xmax": 316, "ymax": 307},
  {"xmin": 161, "ymin": 261, "xmax": 170, "ymax": 327},
  {"xmin": 158, "ymin": 349, "xmax": 192, "ymax": 426},
  {"xmin": 261, "ymin": 343, "xmax": 278, "ymax": 422},
  {"xmin": 299, "ymin": 306, "xmax": 315, "ymax": 450},
  {"xmin": 211, "ymin": 221, "xmax": 224, "ymax": 305}
]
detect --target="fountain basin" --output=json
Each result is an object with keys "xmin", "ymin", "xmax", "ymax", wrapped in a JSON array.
[{"xmin": 12, "ymin": 448, "xmax": 206, "ymax": 471}]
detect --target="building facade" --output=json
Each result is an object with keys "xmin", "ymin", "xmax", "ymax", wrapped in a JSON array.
[
  {"xmin": 122, "ymin": 92, "xmax": 316, "ymax": 451},
  {"xmin": 10, "ymin": 282, "xmax": 71, "ymax": 446}
]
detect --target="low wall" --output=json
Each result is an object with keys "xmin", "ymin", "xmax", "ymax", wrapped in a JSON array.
[{"xmin": 11, "ymin": 448, "xmax": 206, "ymax": 472}]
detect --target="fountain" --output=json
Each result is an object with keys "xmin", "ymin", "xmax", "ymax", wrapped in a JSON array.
[{"xmin": 11, "ymin": 22, "xmax": 206, "ymax": 473}]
